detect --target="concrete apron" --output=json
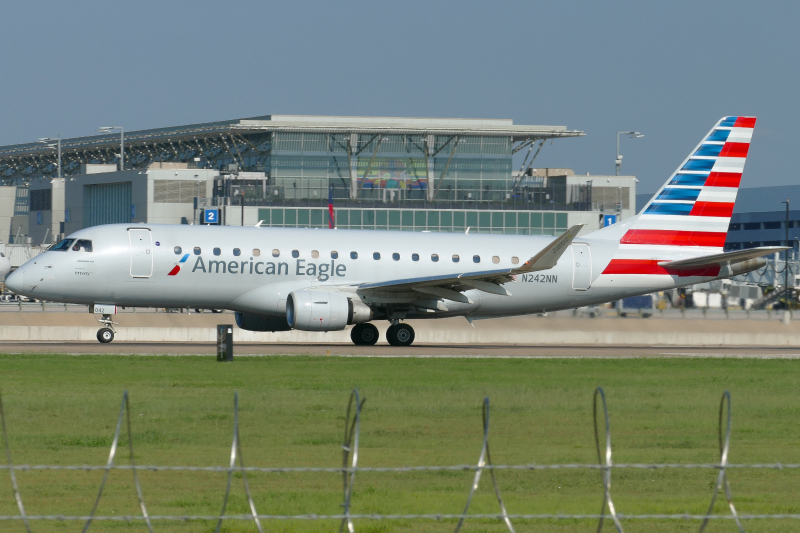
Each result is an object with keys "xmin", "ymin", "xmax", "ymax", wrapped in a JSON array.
[{"xmin": 2, "ymin": 313, "xmax": 800, "ymax": 345}]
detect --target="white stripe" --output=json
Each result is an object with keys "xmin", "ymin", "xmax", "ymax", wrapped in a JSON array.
[
  {"xmin": 697, "ymin": 187, "xmax": 738, "ymax": 203},
  {"xmin": 634, "ymin": 215, "xmax": 730, "ymax": 232},
  {"xmin": 726, "ymin": 127, "xmax": 753, "ymax": 144},
  {"xmin": 614, "ymin": 245, "xmax": 723, "ymax": 259},
  {"xmin": 711, "ymin": 157, "xmax": 746, "ymax": 173}
]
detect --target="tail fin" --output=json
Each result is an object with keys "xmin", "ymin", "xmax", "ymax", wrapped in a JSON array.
[{"xmin": 624, "ymin": 116, "xmax": 755, "ymax": 249}]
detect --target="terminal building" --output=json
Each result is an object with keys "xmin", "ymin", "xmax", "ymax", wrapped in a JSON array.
[{"xmin": 0, "ymin": 115, "xmax": 638, "ymax": 246}]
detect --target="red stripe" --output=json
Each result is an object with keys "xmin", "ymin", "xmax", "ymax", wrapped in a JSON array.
[
  {"xmin": 602, "ymin": 259, "xmax": 720, "ymax": 277},
  {"xmin": 733, "ymin": 117, "xmax": 756, "ymax": 128},
  {"xmin": 704, "ymin": 172, "xmax": 741, "ymax": 188},
  {"xmin": 168, "ymin": 265, "xmax": 181, "ymax": 276},
  {"xmin": 690, "ymin": 202, "xmax": 734, "ymax": 217},
  {"xmin": 719, "ymin": 142, "xmax": 749, "ymax": 158},
  {"xmin": 621, "ymin": 230, "xmax": 727, "ymax": 247},
  {"xmin": 328, "ymin": 204, "xmax": 335, "ymax": 229}
]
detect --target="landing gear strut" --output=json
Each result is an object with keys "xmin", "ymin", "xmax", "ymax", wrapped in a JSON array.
[
  {"xmin": 350, "ymin": 323, "xmax": 379, "ymax": 346},
  {"xmin": 97, "ymin": 314, "xmax": 117, "ymax": 343},
  {"xmin": 386, "ymin": 323, "xmax": 415, "ymax": 347}
]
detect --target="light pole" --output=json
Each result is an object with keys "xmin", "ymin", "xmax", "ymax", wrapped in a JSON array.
[
  {"xmin": 37, "ymin": 136, "xmax": 61, "ymax": 179},
  {"xmin": 97, "ymin": 126, "xmax": 125, "ymax": 170},
  {"xmin": 616, "ymin": 131, "xmax": 644, "ymax": 175},
  {"xmin": 783, "ymin": 199, "xmax": 790, "ymax": 294}
]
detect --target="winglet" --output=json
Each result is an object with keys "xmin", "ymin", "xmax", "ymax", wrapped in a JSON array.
[
  {"xmin": 513, "ymin": 224, "xmax": 584, "ymax": 274},
  {"xmin": 255, "ymin": 220, "xmax": 264, "ymax": 227}
]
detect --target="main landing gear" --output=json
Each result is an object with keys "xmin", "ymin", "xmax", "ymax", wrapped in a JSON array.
[
  {"xmin": 97, "ymin": 314, "xmax": 117, "ymax": 343},
  {"xmin": 350, "ymin": 323, "xmax": 379, "ymax": 346},
  {"xmin": 349, "ymin": 322, "xmax": 416, "ymax": 347}
]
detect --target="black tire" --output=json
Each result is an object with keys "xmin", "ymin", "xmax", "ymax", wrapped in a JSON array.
[
  {"xmin": 350, "ymin": 323, "xmax": 379, "ymax": 346},
  {"xmin": 97, "ymin": 328, "xmax": 114, "ymax": 343},
  {"xmin": 386, "ymin": 323, "xmax": 415, "ymax": 347}
]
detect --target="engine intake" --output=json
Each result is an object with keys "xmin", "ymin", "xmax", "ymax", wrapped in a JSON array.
[
  {"xmin": 286, "ymin": 290, "xmax": 372, "ymax": 331},
  {"xmin": 235, "ymin": 312, "xmax": 291, "ymax": 332}
]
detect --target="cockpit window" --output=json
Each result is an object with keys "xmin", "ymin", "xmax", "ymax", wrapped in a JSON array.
[
  {"xmin": 50, "ymin": 239, "xmax": 75, "ymax": 252},
  {"xmin": 72, "ymin": 239, "xmax": 93, "ymax": 252}
]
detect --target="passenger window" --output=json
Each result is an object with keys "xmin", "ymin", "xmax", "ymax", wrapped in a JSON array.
[
  {"xmin": 233, "ymin": 248, "xmax": 241, "ymax": 257},
  {"xmin": 492, "ymin": 256, "xmax": 500, "ymax": 264},
  {"xmin": 373, "ymin": 252, "xmax": 381, "ymax": 260},
  {"xmin": 174, "ymin": 246, "xmax": 182, "ymax": 255},
  {"xmin": 331, "ymin": 251, "xmax": 339, "ymax": 259},
  {"xmin": 311, "ymin": 250, "xmax": 319, "ymax": 258},
  {"xmin": 431, "ymin": 254, "xmax": 439, "ymax": 262},
  {"xmin": 412, "ymin": 253, "xmax": 419, "ymax": 261},
  {"xmin": 350, "ymin": 251, "xmax": 358, "ymax": 259},
  {"xmin": 72, "ymin": 239, "xmax": 93, "ymax": 252},
  {"xmin": 194, "ymin": 247, "xmax": 201, "ymax": 255},
  {"xmin": 253, "ymin": 249, "xmax": 261, "ymax": 257},
  {"xmin": 213, "ymin": 248, "xmax": 221, "ymax": 256},
  {"xmin": 473, "ymin": 255, "xmax": 480, "ymax": 263},
  {"xmin": 292, "ymin": 250, "xmax": 299, "ymax": 258},
  {"xmin": 272, "ymin": 249, "xmax": 280, "ymax": 257},
  {"xmin": 392, "ymin": 253, "xmax": 400, "ymax": 261},
  {"xmin": 452, "ymin": 254, "xmax": 460, "ymax": 263},
  {"xmin": 511, "ymin": 256, "xmax": 519, "ymax": 265},
  {"xmin": 50, "ymin": 239, "xmax": 74, "ymax": 252}
]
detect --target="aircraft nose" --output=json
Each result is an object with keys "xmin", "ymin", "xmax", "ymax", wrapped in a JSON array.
[{"xmin": 5, "ymin": 268, "xmax": 23, "ymax": 293}]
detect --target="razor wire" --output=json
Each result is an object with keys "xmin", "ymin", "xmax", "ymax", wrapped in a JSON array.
[{"xmin": 2, "ymin": 388, "xmax": 800, "ymax": 532}]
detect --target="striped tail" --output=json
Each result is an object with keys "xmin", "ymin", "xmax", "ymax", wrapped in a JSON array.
[
  {"xmin": 625, "ymin": 116, "xmax": 754, "ymax": 248},
  {"xmin": 600, "ymin": 116, "xmax": 755, "ymax": 276}
]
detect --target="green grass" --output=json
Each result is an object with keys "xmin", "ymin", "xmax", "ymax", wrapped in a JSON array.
[{"xmin": 0, "ymin": 354, "xmax": 799, "ymax": 532}]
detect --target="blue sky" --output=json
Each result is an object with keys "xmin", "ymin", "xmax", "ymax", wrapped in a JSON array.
[{"xmin": 1, "ymin": 1, "xmax": 796, "ymax": 194}]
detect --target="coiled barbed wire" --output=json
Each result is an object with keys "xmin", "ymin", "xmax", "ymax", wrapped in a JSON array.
[{"xmin": 2, "ymin": 388, "xmax": 799, "ymax": 532}]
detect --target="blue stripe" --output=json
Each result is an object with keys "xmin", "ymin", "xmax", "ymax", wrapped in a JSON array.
[
  {"xmin": 719, "ymin": 117, "xmax": 738, "ymax": 127},
  {"xmin": 694, "ymin": 144, "xmax": 723, "ymax": 157},
  {"xmin": 681, "ymin": 158, "xmax": 716, "ymax": 171},
  {"xmin": 669, "ymin": 173, "xmax": 708, "ymax": 186},
  {"xmin": 656, "ymin": 188, "xmax": 701, "ymax": 201},
  {"xmin": 180, "ymin": 254, "xmax": 190, "ymax": 263},
  {"xmin": 645, "ymin": 203, "xmax": 694, "ymax": 215},
  {"xmin": 706, "ymin": 129, "xmax": 731, "ymax": 142}
]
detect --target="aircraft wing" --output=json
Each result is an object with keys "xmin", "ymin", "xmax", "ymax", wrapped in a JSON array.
[
  {"xmin": 657, "ymin": 246, "xmax": 789, "ymax": 270},
  {"xmin": 357, "ymin": 225, "xmax": 583, "ymax": 302}
]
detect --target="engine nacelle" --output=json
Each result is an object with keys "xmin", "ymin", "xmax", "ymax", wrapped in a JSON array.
[
  {"xmin": 235, "ymin": 312, "xmax": 292, "ymax": 332},
  {"xmin": 286, "ymin": 290, "xmax": 372, "ymax": 331}
]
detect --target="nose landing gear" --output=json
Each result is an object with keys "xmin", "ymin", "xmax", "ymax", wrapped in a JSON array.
[{"xmin": 97, "ymin": 314, "xmax": 117, "ymax": 343}]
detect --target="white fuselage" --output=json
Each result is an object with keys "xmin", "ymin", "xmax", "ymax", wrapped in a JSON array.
[{"xmin": 7, "ymin": 222, "xmax": 721, "ymax": 320}]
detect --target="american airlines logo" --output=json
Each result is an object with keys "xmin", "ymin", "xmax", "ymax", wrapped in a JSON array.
[{"xmin": 170, "ymin": 256, "xmax": 348, "ymax": 282}]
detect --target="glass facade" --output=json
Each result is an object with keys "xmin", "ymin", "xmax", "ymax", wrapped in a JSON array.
[
  {"xmin": 269, "ymin": 132, "xmax": 511, "ymax": 203},
  {"xmin": 258, "ymin": 207, "xmax": 568, "ymax": 235}
]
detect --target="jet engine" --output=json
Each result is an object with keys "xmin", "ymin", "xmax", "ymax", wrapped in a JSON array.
[
  {"xmin": 235, "ymin": 312, "xmax": 292, "ymax": 332},
  {"xmin": 286, "ymin": 290, "xmax": 373, "ymax": 331}
]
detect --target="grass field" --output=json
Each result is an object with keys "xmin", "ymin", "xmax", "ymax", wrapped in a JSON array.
[{"xmin": 0, "ymin": 353, "xmax": 799, "ymax": 532}]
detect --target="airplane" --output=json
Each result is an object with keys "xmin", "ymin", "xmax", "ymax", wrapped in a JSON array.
[
  {"xmin": 5, "ymin": 116, "xmax": 786, "ymax": 345},
  {"xmin": 0, "ymin": 250, "xmax": 10, "ymax": 281}
]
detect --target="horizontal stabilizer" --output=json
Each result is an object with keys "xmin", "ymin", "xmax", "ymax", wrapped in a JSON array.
[{"xmin": 658, "ymin": 246, "xmax": 789, "ymax": 269}]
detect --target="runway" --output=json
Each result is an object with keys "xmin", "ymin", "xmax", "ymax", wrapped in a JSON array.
[{"xmin": 3, "ymin": 341, "xmax": 800, "ymax": 358}]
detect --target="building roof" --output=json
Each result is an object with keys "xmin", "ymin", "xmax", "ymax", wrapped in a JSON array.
[{"xmin": 0, "ymin": 114, "xmax": 584, "ymax": 161}]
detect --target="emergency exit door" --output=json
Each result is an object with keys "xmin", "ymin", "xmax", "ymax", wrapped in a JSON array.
[
  {"xmin": 129, "ymin": 228, "xmax": 153, "ymax": 278},
  {"xmin": 571, "ymin": 243, "xmax": 592, "ymax": 290}
]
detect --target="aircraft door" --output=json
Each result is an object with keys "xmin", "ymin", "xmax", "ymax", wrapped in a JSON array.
[
  {"xmin": 129, "ymin": 228, "xmax": 153, "ymax": 278},
  {"xmin": 571, "ymin": 243, "xmax": 592, "ymax": 290}
]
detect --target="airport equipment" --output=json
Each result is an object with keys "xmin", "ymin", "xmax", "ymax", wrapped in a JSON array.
[
  {"xmin": 1, "ymin": 387, "xmax": 796, "ymax": 531},
  {"xmin": 217, "ymin": 324, "xmax": 233, "ymax": 361}
]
